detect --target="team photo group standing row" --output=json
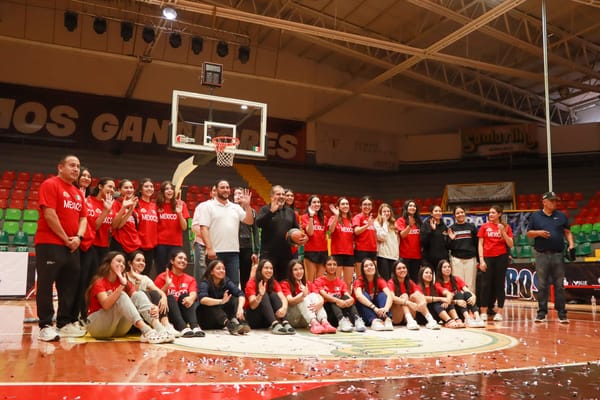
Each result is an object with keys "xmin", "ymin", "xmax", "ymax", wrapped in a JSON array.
[{"xmin": 34, "ymin": 155, "xmax": 574, "ymax": 343}]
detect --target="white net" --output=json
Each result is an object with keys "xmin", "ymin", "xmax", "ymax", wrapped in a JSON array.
[
  {"xmin": 215, "ymin": 148, "xmax": 236, "ymax": 167},
  {"xmin": 212, "ymin": 137, "xmax": 239, "ymax": 167}
]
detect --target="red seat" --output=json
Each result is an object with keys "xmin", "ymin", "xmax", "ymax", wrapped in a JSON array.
[
  {"xmin": 0, "ymin": 188, "xmax": 9, "ymax": 199},
  {"xmin": 17, "ymin": 172, "xmax": 30, "ymax": 182},
  {"xmin": 186, "ymin": 200, "xmax": 197, "ymax": 210},
  {"xmin": 9, "ymin": 198, "xmax": 24, "ymax": 209},
  {"xmin": 28, "ymin": 190, "xmax": 39, "ymax": 200},
  {"xmin": 12, "ymin": 190, "xmax": 26, "ymax": 200},
  {"xmin": 0, "ymin": 198, "xmax": 7, "ymax": 208},
  {"xmin": 573, "ymin": 192, "xmax": 584, "ymax": 201},
  {"xmin": 30, "ymin": 181, "xmax": 42, "ymax": 191},
  {"xmin": 31, "ymin": 172, "xmax": 45, "ymax": 182},
  {"xmin": 14, "ymin": 180, "xmax": 29, "ymax": 190},
  {"xmin": 560, "ymin": 192, "xmax": 573, "ymax": 201},
  {"xmin": 26, "ymin": 199, "xmax": 39, "ymax": 210},
  {"xmin": 188, "ymin": 185, "xmax": 200, "ymax": 194},
  {"xmin": 560, "ymin": 209, "xmax": 569, "ymax": 218},
  {"xmin": 0, "ymin": 179, "xmax": 12, "ymax": 189},
  {"xmin": 518, "ymin": 201, "xmax": 528, "ymax": 210},
  {"xmin": 527, "ymin": 193, "xmax": 538, "ymax": 203},
  {"xmin": 579, "ymin": 208, "xmax": 588, "ymax": 218},
  {"xmin": 566, "ymin": 200, "xmax": 578, "ymax": 209},
  {"xmin": 517, "ymin": 194, "xmax": 527, "ymax": 203},
  {"xmin": 2, "ymin": 170, "xmax": 16, "ymax": 180}
]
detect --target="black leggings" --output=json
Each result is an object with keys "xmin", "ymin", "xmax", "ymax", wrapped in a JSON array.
[
  {"xmin": 481, "ymin": 254, "xmax": 509, "ymax": 310},
  {"xmin": 167, "ymin": 294, "xmax": 200, "ymax": 331},
  {"xmin": 245, "ymin": 292, "xmax": 283, "ymax": 328},
  {"xmin": 197, "ymin": 298, "xmax": 239, "ymax": 329},
  {"xmin": 323, "ymin": 295, "xmax": 360, "ymax": 327}
]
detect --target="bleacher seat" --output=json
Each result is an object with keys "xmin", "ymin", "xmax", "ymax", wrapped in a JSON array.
[
  {"xmin": 566, "ymin": 200, "xmax": 578, "ymax": 209},
  {"xmin": 0, "ymin": 230, "xmax": 9, "ymax": 251},
  {"xmin": 0, "ymin": 198, "xmax": 7, "ymax": 209},
  {"xmin": 593, "ymin": 222, "xmax": 600, "ymax": 232},
  {"xmin": 573, "ymin": 192, "xmax": 584, "ymax": 201},
  {"xmin": 8, "ymin": 199, "xmax": 24, "ymax": 210},
  {"xmin": 4, "ymin": 208, "xmax": 22, "ymax": 221},
  {"xmin": 581, "ymin": 223, "xmax": 593, "ymax": 235},
  {"xmin": 588, "ymin": 230, "xmax": 600, "ymax": 243},
  {"xmin": 22, "ymin": 222, "xmax": 38, "ymax": 236},
  {"xmin": 574, "ymin": 232, "xmax": 588, "ymax": 244},
  {"xmin": 28, "ymin": 190, "xmax": 39, "ymax": 200},
  {"xmin": 560, "ymin": 192, "xmax": 573, "ymax": 201},
  {"xmin": 510, "ymin": 246, "xmax": 519, "ymax": 258},
  {"xmin": 2, "ymin": 221, "xmax": 19, "ymax": 235},
  {"xmin": 14, "ymin": 181, "xmax": 29, "ymax": 190},
  {"xmin": 0, "ymin": 188, "xmax": 9, "ymax": 199},
  {"xmin": 520, "ymin": 245, "xmax": 533, "ymax": 259},
  {"xmin": 12, "ymin": 231, "xmax": 28, "ymax": 246},
  {"xmin": 26, "ymin": 200, "xmax": 39, "ymax": 210},
  {"xmin": 516, "ymin": 234, "xmax": 529, "ymax": 246},
  {"xmin": 16, "ymin": 172, "xmax": 30, "ymax": 182},
  {"xmin": 576, "ymin": 242, "xmax": 592, "ymax": 257},
  {"xmin": 31, "ymin": 172, "xmax": 45, "ymax": 182},
  {"xmin": 12, "ymin": 189, "xmax": 26, "ymax": 200},
  {"xmin": 0, "ymin": 179, "xmax": 12, "ymax": 189},
  {"xmin": 2, "ymin": 171, "xmax": 16, "ymax": 181},
  {"xmin": 30, "ymin": 181, "xmax": 41, "ymax": 191},
  {"xmin": 23, "ymin": 209, "xmax": 39, "ymax": 222}
]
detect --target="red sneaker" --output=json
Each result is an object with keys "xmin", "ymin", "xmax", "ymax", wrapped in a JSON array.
[
  {"xmin": 310, "ymin": 322, "xmax": 325, "ymax": 334},
  {"xmin": 320, "ymin": 320, "xmax": 337, "ymax": 334}
]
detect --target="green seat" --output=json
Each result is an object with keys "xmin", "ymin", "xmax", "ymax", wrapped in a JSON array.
[
  {"xmin": 587, "ymin": 230, "xmax": 600, "ymax": 243},
  {"xmin": 520, "ymin": 245, "xmax": 533, "ymax": 258},
  {"xmin": 0, "ymin": 209, "xmax": 3, "ymax": 220},
  {"xmin": 581, "ymin": 223, "xmax": 593, "ymax": 235},
  {"xmin": 574, "ymin": 231, "xmax": 588, "ymax": 244},
  {"xmin": 12, "ymin": 231, "xmax": 28, "ymax": 246},
  {"xmin": 570, "ymin": 224, "xmax": 581, "ymax": 235},
  {"xmin": 22, "ymin": 222, "xmax": 38, "ymax": 236},
  {"xmin": 576, "ymin": 242, "xmax": 592, "ymax": 257},
  {"xmin": 0, "ymin": 230, "xmax": 9, "ymax": 245},
  {"xmin": 593, "ymin": 222, "xmax": 600, "ymax": 232},
  {"xmin": 23, "ymin": 209, "xmax": 39, "ymax": 222},
  {"xmin": 510, "ymin": 246, "xmax": 519, "ymax": 258},
  {"xmin": 4, "ymin": 208, "xmax": 22, "ymax": 221},
  {"xmin": 2, "ymin": 221, "xmax": 19, "ymax": 235},
  {"xmin": 516, "ymin": 234, "xmax": 529, "ymax": 246}
]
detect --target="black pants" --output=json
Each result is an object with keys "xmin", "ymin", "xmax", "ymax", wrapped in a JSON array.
[
  {"xmin": 260, "ymin": 251, "xmax": 293, "ymax": 282},
  {"xmin": 167, "ymin": 294, "xmax": 200, "ymax": 331},
  {"xmin": 141, "ymin": 248, "xmax": 157, "ymax": 279},
  {"xmin": 323, "ymin": 295, "xmax": 360, "ymax": 327},
  {"xmin": 35, "ymin": 244, "xmax": 81, "ymax": 329},
  {"xmin": 481, "ymin": 254, "xmax": 509, "ymax": 310},
  {"xmin": 75, "ymin": 247, "xmax": 99, "ymax": 319},
  {"xmin": 376, "ymin": 257, "xmax": 395, "ymax": 281},
  {"xmin": 403, "ymin": 258, "xmax": 422, "ymax": 283},
  {"xmin": 147, "ymin": 290, "xmax": 168, "ymax": 319},
  {"xmin": 245, "ymin": 292, "xmax": 283, "ymax": 329},
  {"xmin": 197, "ymin": 298, "xmax": 239, "ymax": 329},
  {"xmin": 239, "ymin": 247, "xmax": 254, "ymax": 291}
]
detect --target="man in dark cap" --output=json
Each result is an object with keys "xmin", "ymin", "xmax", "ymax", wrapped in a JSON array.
[{"xmin": 526, "ymin": 191, "xmax": 575, "ymax": 324}]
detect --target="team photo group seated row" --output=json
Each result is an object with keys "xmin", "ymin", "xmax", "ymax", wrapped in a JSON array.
[{"xmin": 33, "ymin": 155, "xmax": 575, "ymax": 343}]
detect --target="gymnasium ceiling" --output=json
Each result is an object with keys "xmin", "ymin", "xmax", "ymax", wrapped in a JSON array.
[{"xmin": 2, "ymin": 0, "xmax": 600, "ymax": 127}]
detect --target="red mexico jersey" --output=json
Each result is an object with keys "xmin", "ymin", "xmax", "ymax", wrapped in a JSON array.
[
  {"xmin": 138, "ymin": 199, "xmax": 158, "ymax": 250},
  {"xmin": 396, "ymin": 217, "xmax": 422, "ymax": 259},
  {"xmin": 301, "ymin": 213, "xmax": 328, "ymax": 252},
  {"xmin": 328, "ymin": 215, "xmax": 354, "ymax": 255},
  {"xmin": 157, "ymin": 202, "xmax": 189, "ymax": 246},
  {"xmin": 352, "ymin": 213, "xmax": 377, "ymax": 252}
]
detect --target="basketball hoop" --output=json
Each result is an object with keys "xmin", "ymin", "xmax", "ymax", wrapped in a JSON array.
[{"xmin": 211, "ymin": 136, "xmax": 240, "ymax": 167}]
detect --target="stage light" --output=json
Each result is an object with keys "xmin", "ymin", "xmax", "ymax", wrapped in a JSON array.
[
  {"xmin": 64, "ymin": 11, "xmax": 78, "ymax": 32},
  {"xmin": 162, "ymin": 7, "xmax": 177, "ymax": 20},
  {"xmin": 216, "ymin": 41, "xmax": 228, "ymax": 57},
  {"xmin": 93, "ymin": 17, "xmax": 107, "ymax": 34},
  {"xmin": 238, "ymin": 45, "xmax": 250, "ymax": 64},
  {"xmin": 191, "ymin": 37, "xmax": 203, "ymax": 54},
  {"xmin": 169, "ymin": 32, "xmax": 182, "ymax": 48},
  {"xmin": 120, "ymin": 21, "xmax": 133, "ymax": 42},
  {"xmin": 142, "ymin": 26, "xmax": 155, "ymax": 43}
]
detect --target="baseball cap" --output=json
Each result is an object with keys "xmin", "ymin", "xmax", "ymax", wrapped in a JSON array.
[{"xmin": 542, "ymin": 191, "xmax": 558, "ymax": 200}]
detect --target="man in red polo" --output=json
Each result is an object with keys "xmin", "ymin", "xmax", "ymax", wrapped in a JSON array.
[{"xmin": 35, "ymin": 155, "xmax": 88, "ymax": 341}]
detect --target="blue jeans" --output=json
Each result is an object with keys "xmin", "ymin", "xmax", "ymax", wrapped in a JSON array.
[
  {"xmin": 193, "ymin": 243, "xmax": 206, "ymax": 283},
  {"xmin": 355, "ymin": 291, "xmax": 390, "ymax": 326},
  {"xmin": 535, "ymin": 251, "xmax": 567, "ymax": 318},
  {"xmin": 216, "ymin": 252, "xmax": 241, "ymax": 287}
]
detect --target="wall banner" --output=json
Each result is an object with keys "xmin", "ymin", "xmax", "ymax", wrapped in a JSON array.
[{"xmin": 461, "ymin": 123, "xmax": 538, "ymax": 157}]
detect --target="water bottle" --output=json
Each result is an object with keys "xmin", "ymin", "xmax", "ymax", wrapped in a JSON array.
[{"xmin": 591, "ymin": 295, "xmax": 596, "ymax": 308}]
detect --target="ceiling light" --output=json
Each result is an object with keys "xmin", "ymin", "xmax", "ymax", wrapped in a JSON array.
[
  {"xmin": 142, "ymin": 26, "xmax": 155, "ymax": 43},
  {"xmin": 64, "ymin": 11, "xmax": 78, "ymax": 32},
  {"xmin": 238, "ymin": 45, "xmax": 250, "ymax": 64},
  {"xmin": 217, "ymin": 41, "xmax": 229, "ymax": 58},
  {"xmin": 93, "ymin": 17, "xmax": 107, "ymax": 35},
  {"xmin": 120, "ymin": 21, "xmax": 133, "ymax": 42},
  {"xmin": 191, "ymin": 37, "xmax": 203, "ymax": 55},
  {"xmin": 162, "ymin": 7, "xmax": 177, "ymax": 20},
  {"xmin": 169, "ymin": 32, "xmax": 182, "ymax": 48}
]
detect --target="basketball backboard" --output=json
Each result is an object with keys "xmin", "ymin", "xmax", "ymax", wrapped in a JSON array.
[{"xmin": 169, "ymin": 90, "xmax": 267, "ymax": 159}]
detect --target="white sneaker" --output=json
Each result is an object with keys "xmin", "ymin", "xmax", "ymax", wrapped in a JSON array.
[
  {"xmin": 371, "ymin": 319, "xmax": 385, "ymax": 331},
  {"xmin": 339, "ymin": 317, "xmax": 354, "ymax": 333},
  {"xmin": 165, "ymin": 323, "xmax": 181, "ymax": 338},
  {"xmin": 481, "ymin": 313, "xmax": 488, "ymax": 322},
  {"xmin": 466, "ymin": 318, "xmax": 478, "ymax": 328},
  {"xmin": 493, "ymin": 314, "xmax": 503, "ymax": 322},
  {"xmin": 181, "ymin": 327, "xmax": 194, "ymax": 337},
  {"xmin": 406, "ymin": 319, "xmax": 419, "ymax": 330},
  {"xmin": 383, "ymin": 317, "xmax": 394, "ymax": 331},
  {"xmin": 140, "ymin": 329, "xmax": 162, "ymax": 344},
  {"xmin": 354, "ymin": 317, "xmax": 367, "ymax": 332},
  {"xmin": 39, "ymin": 325, "xmax": 60, "ymax": 342},
  {"xmin": 58, "ymin": 322, "xmax": 86, "ymax": 338},
  {"xmin": 158, "ymin": 330, "xmax": 175, "ymax": 343},
  {"xmin": 425, "ymin": 320, "xmax": 441, "ymax": 330}
]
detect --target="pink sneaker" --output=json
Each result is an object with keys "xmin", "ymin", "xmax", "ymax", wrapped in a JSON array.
[
  {"xmin": 310, "ymin": 322, "xmax": 325, "ymax": 334},
  {"xmin": 320, "ymin": 320, "xmax": 337, "ymax": 334}
]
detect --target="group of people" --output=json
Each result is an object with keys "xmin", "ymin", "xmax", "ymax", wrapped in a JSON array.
[{"xmin": 34, "ymin": 155, "xmax": 575, "ymax": 344}]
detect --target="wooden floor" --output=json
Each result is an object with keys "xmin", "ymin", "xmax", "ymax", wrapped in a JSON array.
[{"xmin": 1, "ymin": 299, "xmax": 599, "ymax": 399}]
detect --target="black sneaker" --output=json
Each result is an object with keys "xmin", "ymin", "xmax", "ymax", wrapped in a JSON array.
[
  {"xmin": 237, "ymin": 320, "xmax": 251, "ymax": 335},
  {"xmin": 226, "ymin": 319, "xmax": 240, "ymax": 335},
  {"xmin": 558, "ymin": 316, "xmax": 569, "ymax": 324},
  {"xmin": 534, "ymin": 314, "xmax": 547, "ymax": 323}
]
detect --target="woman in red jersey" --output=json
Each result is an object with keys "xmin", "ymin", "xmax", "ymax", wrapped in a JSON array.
[
  {"xmin": 88, "ymin": 177, "xmax": 117, "ymax": 263},
  {"xmin": 478, "ymin": 205, "xmax": 513, "ymax": 322},
  {"xmin": 352, "ymin": 196, "xmax": 377, "ymax": 279},
  {"xmin": 136, "ymin": 178, "xmax": 158, "ymax": 278},
  {"xmin": 301, "ymin": 195, "xmax": 328, "ymax": 281},
  {"xmin": 86, "ymin": 251, "xmax": 172, "ymax": 343},
  {"xmin": 328, "ymin": 197, "xmax": 355, "ymax": 289},
  {"xmin": 416, "ymin": 265, "xmax": 461, "ymax": 328},
  {"xmin": 315, "ymin": 257, "xmax": 366, "ymax": 332},
  {"xmin": 395, "ymin": 200, "xmax": 423, "ymax": 282},
  {"xmin": 281, "ymin": 259, "xmax": 336, "ymax": 334},
  {"xmin": 155, "ymin": 181, "xmax": 189, "ymax": 271},
  {"xmin": 353, "ymin": 258, "xmax": 394, "ymax": 331},
  {"xmin": 244, "ymin": 259, "xmax": 295, "ymax": 335},
  {"xmin": 111, "ymin": 179, "xmax": 141, "ymax": 257},
  {"xmin": 388, "ymin": 260, "xmax": 439, "ymax": 330},
  {"xmin": 154, "ymin": 251, "xmax": 204, "ymax": 337}
]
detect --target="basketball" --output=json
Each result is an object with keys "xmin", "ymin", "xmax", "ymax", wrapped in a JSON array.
[{"xmin": 286, "ymin": 228, "xmax": 306, "ymax": 245}]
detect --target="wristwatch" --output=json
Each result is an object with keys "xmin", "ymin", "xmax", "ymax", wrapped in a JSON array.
[{"xmin": 78, "ymin": 235, "xmax": 84, "ymax": 241}]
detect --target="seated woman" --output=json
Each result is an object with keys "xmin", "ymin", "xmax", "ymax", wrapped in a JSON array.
[
  {"xmin": 125, "ymin": 251, "xmax": 181, "ymax": 337},
  {"xmin": 352, "ymin": 258, "xmax": 394, "ymax": 331},
  {"xmin": 416, "ymin": 265, "xmax": 463, "ymax": 328},
  {"xmin": 86, "ymin": 251, "xmax": 173, "ymax": 343},
  {"xmin": 315, "ymin": 257, "xmax": 365, "ymax": 332},
  {"xmin": 387, "ymin": 260, "xmax": 440, "ymax": 330},
  {"xmin": 435, "ymin": 259, "xmax": 485, "ymax": 328},
  {"xmin": 197, "ymin": 260, "xmax": 250, "ymax": 335},
  {"xmin": 280, "ymin": 259, "xmax": 336, "ymax": 335},
  {"xmin": 245, "ymin": 259, "xmax": 295, "ymax": 335},
  {"xmin": 154, "ymin": 251, "xmax": 204, "ymax": 337}
]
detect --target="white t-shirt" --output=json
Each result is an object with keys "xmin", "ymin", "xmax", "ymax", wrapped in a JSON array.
[{"xmin": 197, "ymin": 199, "xmax": 247, "ymax": 252}]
